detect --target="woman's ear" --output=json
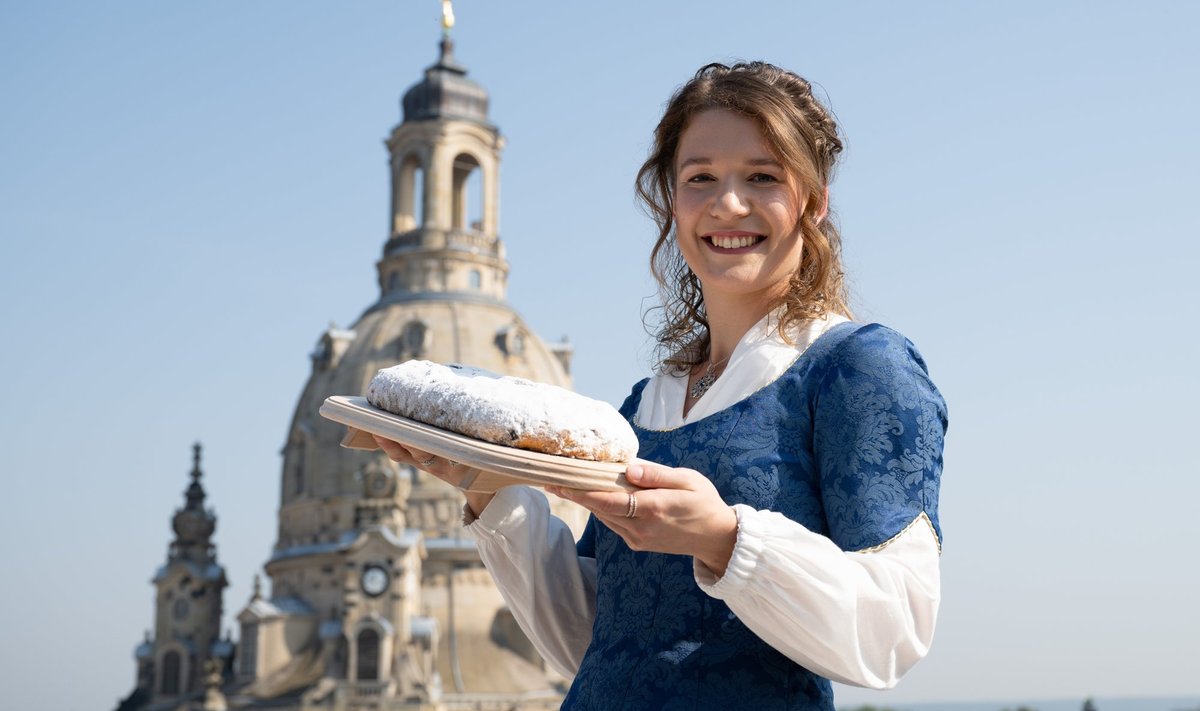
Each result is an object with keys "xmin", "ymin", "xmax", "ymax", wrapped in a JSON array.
[{"xmin": 813, "ymin": 186, "xmax": 830, "ymax": 224}]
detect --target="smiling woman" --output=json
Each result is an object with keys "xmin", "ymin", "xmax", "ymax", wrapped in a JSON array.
[
  {"xmin": 671, "ymin": 109, "xmax": 808, "ymax": 339},
  {"xmin": 639, "ymin": 63, "xmax": 853, "ymax": 380},
  {"xmin": 374, "ymin": 61, "xmax": 948, "ymax": 711}
]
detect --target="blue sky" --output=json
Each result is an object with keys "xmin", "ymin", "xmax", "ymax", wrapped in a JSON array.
[{"xmin": 1, "ymin": 2, "xmax": 1198, "ymax": 709}]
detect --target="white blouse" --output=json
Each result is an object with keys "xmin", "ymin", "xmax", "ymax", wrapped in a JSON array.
[{"xmin": 466, "ymin": 314, "xmax": 942, "ymax": 689}]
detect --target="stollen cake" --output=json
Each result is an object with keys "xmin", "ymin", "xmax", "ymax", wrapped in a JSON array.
[{"xmin": 366, "ymin": 360, "xmax": 638, "ymax": 463}]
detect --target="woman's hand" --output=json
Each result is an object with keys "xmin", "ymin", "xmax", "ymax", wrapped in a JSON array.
[
  {"xmin": 546, "ymin": 460, "xmax": 739, "ymax": 576},
  {"xmin": 371, "ymin": 435, "xmax": 496, "ymax": 517}
]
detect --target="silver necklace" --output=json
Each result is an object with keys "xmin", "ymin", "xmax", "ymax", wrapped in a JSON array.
[{"xmin": 688, "ymin": 353, "xmax": 732, "ymax": 400}]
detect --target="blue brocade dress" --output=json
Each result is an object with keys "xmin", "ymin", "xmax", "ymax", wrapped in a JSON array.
[{"xmin": 560, "ymin": 322, "xmax": 947, "ymax": 711}]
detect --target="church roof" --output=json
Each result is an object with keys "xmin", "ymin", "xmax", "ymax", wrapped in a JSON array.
[
  {"xmin": 267, "ymin": 526, "xmax": 421, "ymax": 564},
  {"xmin": 401, "ymin": 37, "xmax": 490, "ymax": 125},
  {"xmin": 239, "ymin": 595, "xmax": 314, "ymax": 622}
]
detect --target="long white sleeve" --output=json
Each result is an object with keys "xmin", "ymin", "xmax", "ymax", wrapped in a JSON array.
[
  {"xmin": 694, "ymin": 505, "xmax": 941, "ymax": 689},
  {"xmin": 465, "ymin": 486, "xmax": 597, "ymax": 677}
]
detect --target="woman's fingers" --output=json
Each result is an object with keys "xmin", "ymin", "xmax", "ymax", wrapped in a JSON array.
[
  {"xmin": 547, "ymin": 467, "xmax": 736, "ymax": 567},
  {"xmin": 404, "ymin": 445, "xmax": 439, "ymax": 467},
  {"xmin": 371, "ymin": 435, "xmax": 475, "ymax": 488},
  {"xmin": 373, "ymin": 435, "xmax": 417, "ymax": 463},
  {"xmin": 625, "ymin": 459, "xmax": 693, "ymax": 489},
  {"xmin": 549, "ymin": 486, "xmax": 633, "ymax": 518},
  {"xmin": 371, "ymin": 435, "xmax": 437, "ymax": 468}
]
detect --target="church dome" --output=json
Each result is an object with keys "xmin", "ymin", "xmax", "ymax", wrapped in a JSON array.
[
  {"xmin": 401, "ymin": 37, "xmax": 490, "ymax": 124},
  {"xmin": 170, "ymin": 444, "xmax": 217, "ymax": 557},
  {"xmin": 171, "ymin": 503, "xmax": 215, "ymax": 546}
]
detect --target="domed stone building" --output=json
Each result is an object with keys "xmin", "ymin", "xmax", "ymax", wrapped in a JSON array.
[{"xmin": 119, "ymin": 16, "xmax": 587, "ymax": 711}]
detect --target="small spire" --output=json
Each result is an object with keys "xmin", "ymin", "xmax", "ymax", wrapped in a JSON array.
[
  {"xmin": 436, "ymin": 0, "xmax": 463, "ymax": 69},
  {"xmin": 251, "ymin": 574, "xmax": 263, "ymax": 602},
  {"xmin": 185, "ymin": 441, "xmax": 207, "ymax": 511},
  {"xmin": 191, "ymin": 442, "xmax": 203, "ymax": 483}
]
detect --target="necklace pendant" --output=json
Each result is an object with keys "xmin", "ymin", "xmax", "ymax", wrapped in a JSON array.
[{"xmin": 689, "ymin": 368, "xmax": 717, "ymax": 400}]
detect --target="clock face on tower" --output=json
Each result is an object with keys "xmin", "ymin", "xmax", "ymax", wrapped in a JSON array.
[{"xmin": 361, "ymin": 564, "xmax": 390, "ymax": 597}]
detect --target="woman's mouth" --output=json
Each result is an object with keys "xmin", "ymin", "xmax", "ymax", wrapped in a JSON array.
[{"xmin": 704, "ymin": 233, "xmax": 766, "ymax": 251}]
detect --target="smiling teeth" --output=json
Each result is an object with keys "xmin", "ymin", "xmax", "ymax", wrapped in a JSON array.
[{"xmin": 712, "ymin": 235, "xmax": 758, "ymax": 249}]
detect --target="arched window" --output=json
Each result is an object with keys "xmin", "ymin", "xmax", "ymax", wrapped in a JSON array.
[
  {"xmin": 469, "ymin": 269, "xmax": 482, "ymax": 290},
  {"xmin": 161, "ymin": 650, "xmax": 182, "ymax": 695},
  {"xmin": 451, "ymin": 153, "xmax": 483, "ymax": 231},
  {"xmin": 356, "ymin": 628, "xmax": 380, "ymax": 681},
  {"xmin": 399, "ymin": 320, "xmax": 428, "ymax": 360}
]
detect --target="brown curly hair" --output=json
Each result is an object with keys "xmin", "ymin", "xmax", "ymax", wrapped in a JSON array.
[{"xmin": 636, "ymin": 62, "xmax": 852, "ymax": 373}]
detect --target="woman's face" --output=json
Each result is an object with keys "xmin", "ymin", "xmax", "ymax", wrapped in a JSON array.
[{"xmin": 672, "ymin": 108, "xmax": 807, "ymax": 310}]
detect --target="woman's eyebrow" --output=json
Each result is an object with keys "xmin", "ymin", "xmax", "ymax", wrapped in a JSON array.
[{"xmin": 677, "ymin": 156, "xmax": 782, "ymax": 169}]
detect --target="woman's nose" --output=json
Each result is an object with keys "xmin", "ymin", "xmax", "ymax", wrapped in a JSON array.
[{"xmin": 709, "ymin": 182, "xmax": 751, "ymax": 219}]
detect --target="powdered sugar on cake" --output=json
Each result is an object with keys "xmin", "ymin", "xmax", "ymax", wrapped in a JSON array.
[{"xmin": 366, "ymin": 360, "xmax": 638, "ymax": 462}]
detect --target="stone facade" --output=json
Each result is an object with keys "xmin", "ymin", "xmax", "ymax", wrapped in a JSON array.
[{"xmin": 119, "ymin": 27, "xmax": 583, "ymax": 711}]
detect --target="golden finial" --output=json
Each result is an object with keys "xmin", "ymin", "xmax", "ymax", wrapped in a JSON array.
[{"xmin": 441, "ymin": 0, "xmax": 455, "ymax": 34}]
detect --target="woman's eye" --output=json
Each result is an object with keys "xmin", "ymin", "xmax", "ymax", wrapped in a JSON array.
[
  {"xmin": 685, "ymin": 173, "xmax": 715, "ymax": 184},
  {"xmin": 749, "ymin": 173, "xmax": 779, "ymax": 183}
]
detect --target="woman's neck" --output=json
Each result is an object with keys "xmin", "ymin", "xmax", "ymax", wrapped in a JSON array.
[{"xmin": 701, "ymin": 291, "xmax": 777, "ymax": 365}]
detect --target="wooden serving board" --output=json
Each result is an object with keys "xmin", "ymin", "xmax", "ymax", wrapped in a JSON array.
[{"xmin": 319, "ymin": 396, "xmax": 633, "ymax": 493}]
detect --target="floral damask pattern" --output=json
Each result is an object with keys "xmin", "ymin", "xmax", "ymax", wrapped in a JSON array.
[
  {"xmin": 815, "ymin": 325, "xmax": 945, "ymax": 549},
  {"xmin": 563, "ymin": 323, "xmax": 947, "ymax": 711}
]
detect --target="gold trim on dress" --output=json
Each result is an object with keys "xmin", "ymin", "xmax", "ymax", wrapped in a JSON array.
[{"xmin": 853, "ymin": 510, "xmax": 942, "ymax": 555}]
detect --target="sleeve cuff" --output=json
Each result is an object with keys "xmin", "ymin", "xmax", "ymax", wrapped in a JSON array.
[
  {"xmin": 695, "ymin": 503, "xmax": 766, "ymax": 598},
  {"xmin": 464, "ymin": 486, "xmax": 541, "ymax": 536}
]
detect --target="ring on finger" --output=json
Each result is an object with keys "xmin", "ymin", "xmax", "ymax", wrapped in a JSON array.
[
  {"xmin": 625, "ymin": 492, "xmax": 638, "ymax": 519},
  {"xmin": 418, "ymin": 456, "xmax": 437, "ymax": 468}
]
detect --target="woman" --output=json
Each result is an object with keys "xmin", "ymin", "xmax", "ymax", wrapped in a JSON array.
[{"xmin": 375, "ymin": 61, "xmax": 947, "ymax": 710}]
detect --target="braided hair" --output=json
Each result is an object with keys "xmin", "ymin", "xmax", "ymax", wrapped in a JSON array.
[{"xmin": 636, "ymin": 62, "xmax": 852, "ymax": 373}]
